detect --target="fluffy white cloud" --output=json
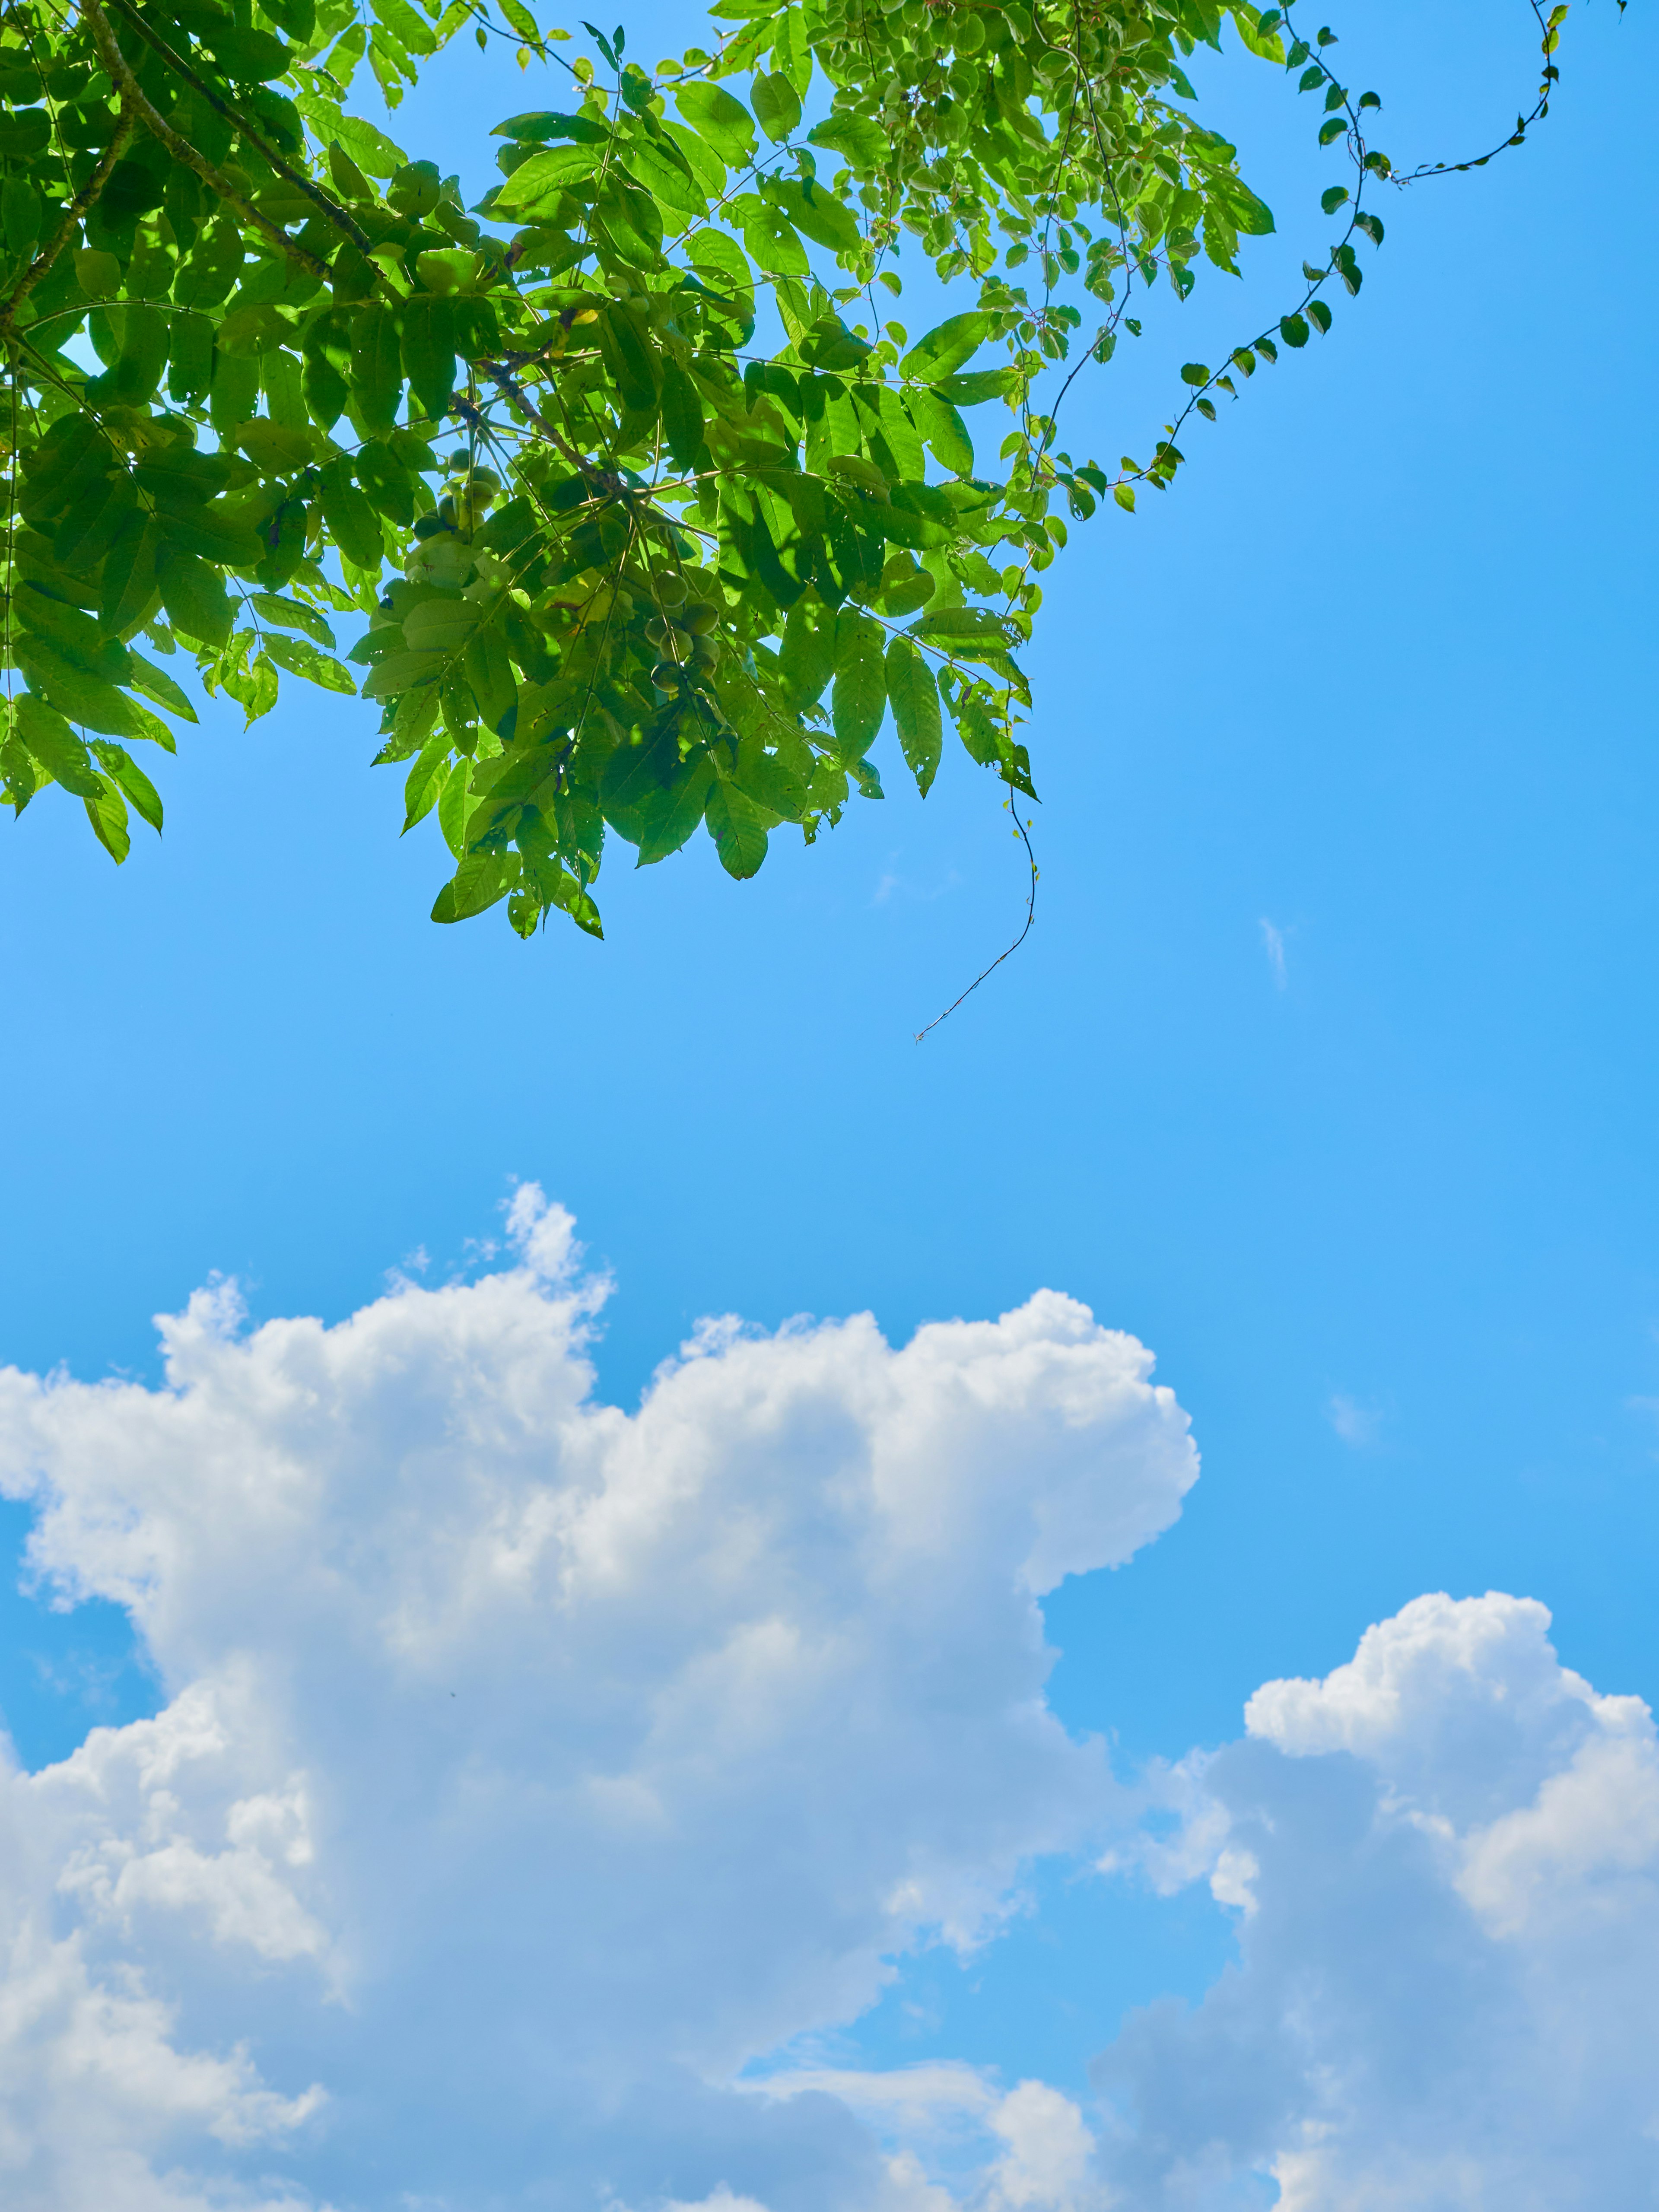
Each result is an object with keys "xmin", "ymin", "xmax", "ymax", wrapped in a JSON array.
[
  {"xmin": 748, "ymin": 2064, "xmax": 1097, "ymax": 2212},
  {"xmin": 1094, "ymin": 1591, "xmax": 1659, "ymax": 2209},
  {"xmin": 0, "ymin": 1191, "xmax": 1195, "ymax": 2212}
]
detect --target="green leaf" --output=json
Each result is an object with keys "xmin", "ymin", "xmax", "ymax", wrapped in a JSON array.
[
  {"xmin": 318, "ymin": 460, "xmax": 386, "ymax": 570},
  {"xmin": 400, "ymin": 292, "xmax": 458, "ymax": 420},
  {"xmin": 1321, "ymin": 184, "xmax": 1350, "ymax": 213},
  {"xmin": 1306, "ymin": 298, "xmax": 1332, "ymax": 334},
  {"xmin": 403, "ymin": 728, "xmax": 451, "ymax": 830},
  {"xmin": 1279, "ymin": 311, "xmax": 1311, "ymax": 347},
  {"xmin": 660, "ymin": 362, "xmax": 705, "ymax": 468},
  {"xmin": 909, "ymin": 607, "xmax": 1015, "ymax": 648},
  {"xmin": 215, "ymin": 636, "xmax": 280, "ymax": 727},
  {"xmin": 1209, "ymin": 173, "xmax": 1276, "ymax": 236},
  {"xmin": 902, "ymin": 313, "xmax": 991, "ymax": 384},
  {"xmin": 216, "ymin": 304, "xmax": 297, "ymax": 359},
  {"xmin": 209, "ymin": 350, "xmax": 261, "ymax": 435},
  {"xmin": 593, "ymin": 178, "xmax": 664, "ymax": 267},
  {"xmin": 167, "ymin": 315, "xmax": 214, "ymax": 408},
  {"xmin": 165, "ymin": 504, "xmax": 265, "ymax": 566},
  {"xmin": 934, "ymin": 367, "xmax": 1018, "ymax": 406},
  {"xmin": 201, "ymin": 24, "xmax": 292, "ymax": 79},
  {"xmin": 363, "ymin": 648, "xmax": 449, "ymax": 696},
  {"xmin": 249, "ymin": 593, "xmax": 336, "ymax": 648},
  {"xmin": 128, "ymin": 652, "xmax": 197, "ymax": 726},
  {"xmin": 100, "ymin": 517, "xmax": 162, "ymax": 636},
  {"xmin": 734, "ymin": 745, "xmax": 808, "ymax": 821},
  {"xmin": 705, "ymin": 779, "xmax": 770, "ymax": 877},
  {"xmin": 156, "ymin": 547, "xmax": 234, "ymax": 649},
  {"xmin": 13, "ymin": 694, "xmax": 102, "ymax": 797},
  {"xmin": 350, "ymin": 302, "xmax": 404, "ymax": 438},
  {"xmin": 89, "ymin": 739, "xmax": 163, "ymax": 833},
  {"xmin": 493, "ymin": 110, "xmax": 611, "ymax": 143},
  {"xmin": 82, "ymin": 777, "xmax": 130, "ymax": 864},
  {"xmin": 751, "ymin": 70, "xmax": 802, "ymax": 143},
  {"xmin": 885, "ymin": 635, "xmax": 941, "ymax": 797},
  {"xmin": 332, "ymin": 114, "xmax": 408, "ymax": 179},
  {"xmin": 634, "ymin": 755, "xmax": 717, "ymax": 866},
  {"xmin": 741, "ymin": 200, "xmax": 809, "ymax": 279},
  {"xmin": 328, "ymin": 139, "xmax": 375, "ymax": 200},
  {"xmin": 1232, "ymin": 6, "xmax": 1284, "ymax": 59},
  {"xmin": 683, "ymin": 227, "xmax": 754, "ymax": 304},
  {"xmin": 403, "ymin": 597, "xmax": 480, "ymax": 654},
  {"xmin": 596, "ymin": 301, "xmax": 659, "ymax": 412},
  {"xmin": 86, "ymin": 303, "xmax": 169, "ymax": 406},
  {"xmin": 2, "ymin": 173, "xmax": 40, "ymax": 257},
  {"xmin": 261, "ymin": 632, "xmax": 357, "ymax": 694},
  {"xmin": 807, "ymin": 111, "xmax": 886, "ymax": 170},
  {"xmin": 498, "ymin": 0, "xmax": 541, "ymax": 44},
  {"xmin": 779, "ymin": 594, "xmax": 836, "ymax": 710},
  {"xmin": 620, "ymin": 135, "xmax": 705, "ymax": 220},
  {"xmin": 14, "ymin": 643, "xmax": 171, "ymax": 743},
  {"xmin": 909, "ymin": 389, "xmax": 973, "ymax": 476},
  {"xmin": 601, "ymin": 725, "xmax": 679, "ymax": 820},
  {"xmin": 763, "ymin": 175, "xmax": 859, "ymax": 255},
  {"xmin": 493, "ymin": 140, "xmax": 607, "ymax": 210},
  {"xmin": 675, "ymin": 81, "xmax": 757, "ymax": 166},
  {"xmin": 432, "ymin": 850, "xmax": 514, "ymax": 920},
  {"xmin": 463, "ymin": 625, "xmax": 517, "ymax": 732},
  {"xmin": 831, "ymin": 607, "xmax": 884, "ymax": 763}
]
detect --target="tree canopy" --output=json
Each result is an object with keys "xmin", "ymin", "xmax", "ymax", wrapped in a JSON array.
[{"xmin": 0, "ymin": 0, "xmax": 1562, "ymax": 935}]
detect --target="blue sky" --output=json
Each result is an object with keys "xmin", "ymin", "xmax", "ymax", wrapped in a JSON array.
[{"xmin": 1, "ymin": 0, "xmax": 1657, "ymax": 2203}]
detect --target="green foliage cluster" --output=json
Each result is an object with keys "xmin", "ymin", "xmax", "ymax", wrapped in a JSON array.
[{"xmin": 0, "ymin": 0, "xmax": 1564, "ymax": 931}]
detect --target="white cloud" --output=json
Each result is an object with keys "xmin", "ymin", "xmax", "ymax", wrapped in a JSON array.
[
  {"xmin": 748, "ymin": 2067, "xmax": 1102, "ymax": 2212},
  {"xmin": 1258, "ymin": 919, "xmax": 1288, "ymax": 989},
  {"xmin": 1093, "ymin": 1591, "xmax": 1659, "ymax": 2207},
  {"xmin": 1326, "ymin": 1393, "xmax": 1380, "ymax": 1448},
  {"xmin": 985, "ymin": 2082, "xmax": 1096, "ymax": 2211},
  {"xmin": 0, "ymin": 1190, "xmax": 1195, "ymax": 2212}
]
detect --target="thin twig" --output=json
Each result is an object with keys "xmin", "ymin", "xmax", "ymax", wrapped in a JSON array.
[{"xmin": 914, "ymin": 786, "xmax": 1038, "ymax": 1042}]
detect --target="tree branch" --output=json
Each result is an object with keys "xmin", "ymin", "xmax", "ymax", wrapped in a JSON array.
[
  {"xmin": 102, "ymin": 0, "xmax": 375, "ymax": 257},
  {"xmin": 79, "ymin": 0, "xmax": 331, "ymax": 283},
  {"xmin": 477, "ymin": 359, "xmax": 609, "ymax": 481},
  {"xmin": 0, "ymin": 109, "xmax": 136, "ymax": 346}
]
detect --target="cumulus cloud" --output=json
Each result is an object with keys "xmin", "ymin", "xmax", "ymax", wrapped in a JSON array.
[
  {"xmin": 1093, "ymin": 1591, "xmax": 1659, "ymax": 2209},
  {"xmin": 748, "ymin": 2065, "xmax": 1098, "ymax": 2212},
  {"xmin": 0, "ymin": 1190, "xmax": 1196, "ymax": 2212}
]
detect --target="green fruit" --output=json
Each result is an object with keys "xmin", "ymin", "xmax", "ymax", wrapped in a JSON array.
[{"xmin": 682, "ymin": 601, "xmax": 718, "ymax": 635}]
